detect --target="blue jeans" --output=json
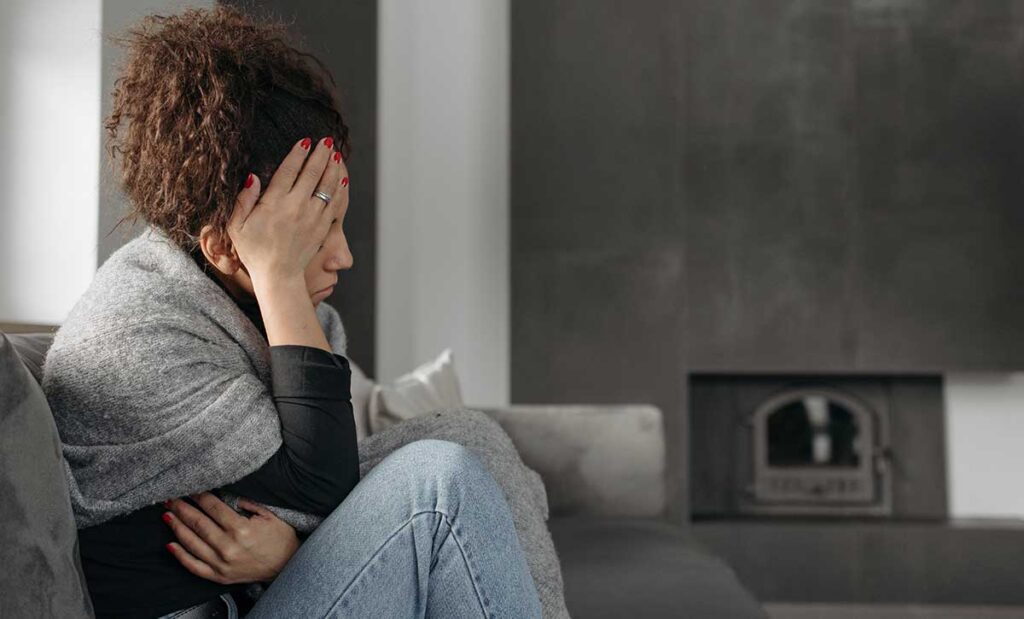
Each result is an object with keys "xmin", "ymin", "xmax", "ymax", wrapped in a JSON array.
[{"xmin": 164, "ymin": 439, "xmax": 543, "ymax": 618}]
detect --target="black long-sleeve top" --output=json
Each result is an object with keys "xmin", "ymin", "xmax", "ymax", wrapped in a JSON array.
[{"xmin": 77, "ymin": 253, "xmax": 359, "ymax": 618}]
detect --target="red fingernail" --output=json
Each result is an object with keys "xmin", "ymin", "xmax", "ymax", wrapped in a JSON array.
[
  {"xmin": 341, "ymin": 177, "xmax": 349, "ymax": 187},
  {"xmin": 300, "ymin": 137, "xmax": 312, "ymax": 150},
  {"xmin": 165, "ymin": 543, "xmax": 175, "ymax": 553},
  {"xmin": 324, "ymin": 137, "xmax": 334, "ymax": 149},
  {"xmin": 162, "ymin": 512, "xmax": 173, "ymax": 524},
  {"xmin": 244, "ymin": 173, "xmax": 254, "ymax": 189},
  {"xmin": 333, "ymin": 151, "xmax": 341, "ymax": 163}
]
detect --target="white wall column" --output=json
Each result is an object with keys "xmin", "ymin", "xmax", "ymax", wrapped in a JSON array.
[
  {"xmin": 0, "ymin": 0, "xmax": 213, "ymax": 325},
  {"xmin": 0, "ymin": 0, "xmax": 101, "ymax": 325},
  {"xmin": 377, "ymin": 0, "xmax": 510, "ymax": 406}
]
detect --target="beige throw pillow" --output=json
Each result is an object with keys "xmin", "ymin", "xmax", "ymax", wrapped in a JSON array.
[{"xmin": 368, "ymin": 349, "xmax": 464, "ymax": 434}]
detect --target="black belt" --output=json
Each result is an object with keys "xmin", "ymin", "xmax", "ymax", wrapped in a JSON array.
[{"xmin": 164, "ymin": 593, "xmax": 237, "ymax": 619}]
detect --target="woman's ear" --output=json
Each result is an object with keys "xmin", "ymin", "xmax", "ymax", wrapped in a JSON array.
[{"xmin": 197, "ymin": 224, "xmax": 242, "ymax": 275}]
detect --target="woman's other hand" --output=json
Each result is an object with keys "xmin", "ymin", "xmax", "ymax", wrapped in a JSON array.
[
  {"xmin": 162, "ymin": 492, "xmax": 300, "ymax": 585},
  {"xmin": 227, "ymin": 136, "xmax": 343, "ymax": 285}
]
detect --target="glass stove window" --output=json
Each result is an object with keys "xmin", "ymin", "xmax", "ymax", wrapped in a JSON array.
[{"xmin": 766, "ymin": 396, "xmax": 861, "ymax": 467}]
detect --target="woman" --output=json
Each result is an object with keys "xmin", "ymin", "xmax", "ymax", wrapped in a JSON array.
[{"xmin": 42, "ymin": 6, "xmax": 567, "ymax": 618}]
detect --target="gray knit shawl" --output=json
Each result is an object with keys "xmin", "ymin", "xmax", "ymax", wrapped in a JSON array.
[{"xmin": 42, "ymin": 225, "xmax": 348, "ymax": 532}]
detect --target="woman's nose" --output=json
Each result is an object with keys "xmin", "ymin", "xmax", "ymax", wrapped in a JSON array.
[{"xmin": 328, "ymin": 236, "xmax": 354, "ymax": 271}]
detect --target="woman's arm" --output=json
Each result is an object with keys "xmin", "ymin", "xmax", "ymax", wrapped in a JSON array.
[
  {"xmin": 162, "ymin": 344, "xmax": 358, "ymax": 584},
  {"xmin": 250, "ymin": 274, "xmax": 332, "ymax": 352},
  {"xmin": 221, "ymin": 344, "xmax": 359, "ymax": 515},
  {"xmin": 218, "ymin": 136, "xmax": 356, "ymax": 512}
]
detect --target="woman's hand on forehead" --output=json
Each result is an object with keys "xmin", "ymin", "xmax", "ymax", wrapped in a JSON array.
[
  {"xmin": 226, "ymin": 136, "xmax": 345, "ymax": 283},
  {"xmin": 257, "ymin": 139, "xmax": 350, "ymax": 216}
]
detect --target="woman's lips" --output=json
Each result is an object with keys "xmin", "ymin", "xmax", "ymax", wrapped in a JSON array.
[{"xmin": 312, "ymin": 285, "xmax": 335, "ymax": 299}]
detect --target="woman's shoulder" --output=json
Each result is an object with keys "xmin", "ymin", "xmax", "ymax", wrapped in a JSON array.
[
  {"xmin": 45, "ymin": 227, "xmax": 239, "ymax": 373},
  {"xmin": 51, "ymin": 230, "xmax": 194, "ymax": 343}
]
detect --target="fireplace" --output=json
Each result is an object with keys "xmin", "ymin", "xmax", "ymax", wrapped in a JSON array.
[
  {"xmin": 690, "ymin": 374, "xmax": 945, "ymax": 520},
  {"xmin": 744, "ymin": 387, "xmax": 891, "ymax": 516}
]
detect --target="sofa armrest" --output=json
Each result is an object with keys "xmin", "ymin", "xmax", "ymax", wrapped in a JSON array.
[{"xmin": 473, "ymin": 404, "xmax": 666, "ymax": 518}]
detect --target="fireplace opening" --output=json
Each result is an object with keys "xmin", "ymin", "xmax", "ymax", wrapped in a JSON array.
[
  {"xmin": 690, "ymin": 375, "xmax": 945, "ymax": 520},
  {"xmin": 765, "ymin": 393, "xmax": 860, "ymax": 468},
  {"xmin": 748, "ymin": 387, "xmax": 889, "ymax": 515}
]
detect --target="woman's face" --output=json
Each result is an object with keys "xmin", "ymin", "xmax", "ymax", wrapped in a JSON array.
[
  {"xmin": 270, "ymin": 150, "xmax": 354, "ymax": 306},
  {"xmin": 199, "ymin": 178, "xmax": 353, "ymax": 307},
  {"xmin": 304, "ymin": 194, "xmax": 353, "ymax": 305}
]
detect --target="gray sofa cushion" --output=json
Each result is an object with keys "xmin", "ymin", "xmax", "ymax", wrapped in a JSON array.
[
  {"xmin": 0, "ymin": 332, "xmax": 94, "ymax": 618},
  {"xmin": 479, "ymin": 405, "xmax": 667, "ymax": 518},
  {"xmin": 7, "ymin": 331, "xmax": 54, "ymax": 384},
  {"xmin": 550, "ymin": 517, "xmax": 765, "ymax": 619}
]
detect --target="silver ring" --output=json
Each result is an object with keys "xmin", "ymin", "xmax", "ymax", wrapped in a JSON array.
[{"xmin": 313, "ymin": 190, "xmax": 332, "ymax": 205}]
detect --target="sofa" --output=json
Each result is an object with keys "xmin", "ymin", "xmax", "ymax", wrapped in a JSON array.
[{"xmin": 1, "ymin": 329, "xmax": 764, "ymax": 618}]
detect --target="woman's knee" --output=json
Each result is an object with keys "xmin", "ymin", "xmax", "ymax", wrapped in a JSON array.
[
  {"xmin": 390, "ymin": 438, "xmax": 480, "ymax": 475},
  {"xmin": 384, "ymin": 439, "xmax": 500, "ymax": 497}
]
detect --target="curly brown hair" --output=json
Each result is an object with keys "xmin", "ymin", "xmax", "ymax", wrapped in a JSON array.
[{"xmin": 104, "ymin": 5, "xmax": 351, "ymax": 250}]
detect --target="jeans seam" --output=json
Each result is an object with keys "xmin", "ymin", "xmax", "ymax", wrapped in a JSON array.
[
  {"xmin": 434, "ymin": 510, "xmax": 493, "ymax": 618},
  {"xmin": 321, "ymin": 509, "xmax": 491, "ymax": 619}
]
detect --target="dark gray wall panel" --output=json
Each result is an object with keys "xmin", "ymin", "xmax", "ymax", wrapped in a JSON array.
[
  {"xmin": 681, "ymin": 0, "xmax": 1024, "ymax": 371},
  {"xmin": 511, "ymin": 247, "xmax": 689, "ymax": 522},
  {"xmin": 852, "ymin": 3, "xmax": 1024, "ymax": 370},
  {"xmin": 511, "ymin": 0, "xmax": 689, "ymax": 521},
  {"xmin": 887, "ymin": 377, "xmax": 948, "ymax": 517},
  {"xmin": 681, "ymin": 1, "xmax": 863, "ymax": 371},
  {"xmin": 511, "ymin": 0, "xmax": 685, "ymax": 252}
]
